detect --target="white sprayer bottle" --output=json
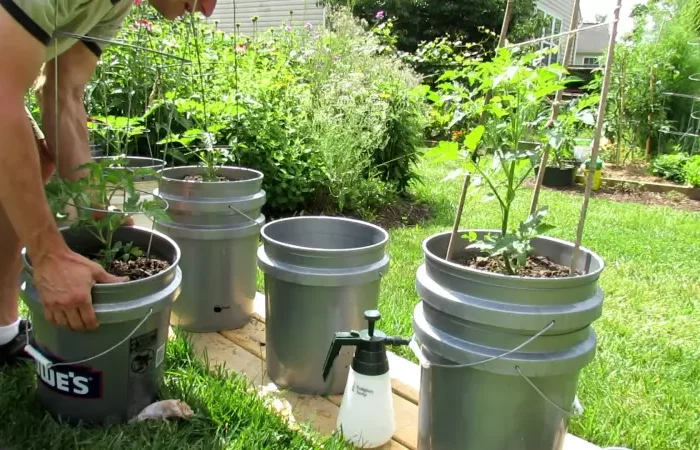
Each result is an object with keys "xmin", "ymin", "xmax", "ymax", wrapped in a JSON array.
[{"xmin": 322, "ymin": 310, "xmax": 411, "ymax": 448}]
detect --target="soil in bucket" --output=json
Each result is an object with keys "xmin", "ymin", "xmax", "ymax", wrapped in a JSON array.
[
  {"xmin": 20, "ymin": 226, "xmax": 182, "ymax": 426},
  {"xmin": 456, "ymin": 254, "xmax": 581, "ymax": 278},
  {"xmin": 183, "ymin": 174, "xmax": 231, "ymax": 182}
]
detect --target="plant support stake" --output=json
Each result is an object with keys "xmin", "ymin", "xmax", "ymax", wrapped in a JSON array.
[
  {"xmin": 446, "ymin": 0, "xmax": 514, "ymax": 261},
  {"xmin": 570, "ymin": 0, "xmax": 622, "ymax": 275},
  {"xmin": 529, "ymin": 0, "xmax": 580, "ymax": 215}
]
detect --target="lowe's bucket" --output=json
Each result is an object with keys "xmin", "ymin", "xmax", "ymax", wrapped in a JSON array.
[
  {"xmin": 257, "ymin": 216, "xmax": 390, "ymax": 395},
  {"xmin": 20, "ymin": 226, "xmax": 182, "ymax": 426}
]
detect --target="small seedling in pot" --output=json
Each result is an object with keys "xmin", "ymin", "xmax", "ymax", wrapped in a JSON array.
[
  {"xmin": 45, "ymin": 155, "xmax": 170, "ymax": 280},
  {"xmin": 157, "ymin": 127, "xmax": 236, "ymax": 182}
]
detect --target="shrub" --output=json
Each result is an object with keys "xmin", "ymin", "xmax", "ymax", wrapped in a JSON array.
[
  {"xmin": 683, "ymin": 155, "xmax": 700, "ymax": 187},
  {"xmin": 651, "ymin": 153, "xmax": 690, "ymax": 183},
  {"xmin": 83, "ymin": 6, "xmax": 427, "ymax": 218}
]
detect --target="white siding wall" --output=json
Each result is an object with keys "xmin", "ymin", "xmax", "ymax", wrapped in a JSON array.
[
  {"xmin": 535, "ymin": 0, "xmax": 579, "ymax": 63},
  {"xmin": 537, "ymin": 0, "xmax": 577, "ymax": 33},
  {"xmin": 207, "ymin": 0, "xmax": 326, "ymax": 35}
]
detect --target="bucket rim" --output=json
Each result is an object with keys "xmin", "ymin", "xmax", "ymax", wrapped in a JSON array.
[
  {"xmin": 260, "ymin": 215, "xmax": 390, "ymax": 254},
  {"xmin": 92, "ymin": 155, "xmax": 166, "ymax": 168},
  {"xmin": 422, "ymin": 229, "xmax": 605, "ymax": 282},
  {"xmin": 21, "ymin": 225, "xmax": 182, "ymax": 289},
  {"xmin": 157, "ymin": 165, "xmax": 264, "ymax": 184}
]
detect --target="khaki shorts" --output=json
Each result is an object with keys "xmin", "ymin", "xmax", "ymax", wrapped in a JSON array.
[{"xmin": 25, "ymin": 106, "xmax": 45, "ymax": 141}]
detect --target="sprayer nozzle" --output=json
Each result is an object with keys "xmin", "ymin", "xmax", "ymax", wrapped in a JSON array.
[{"xmin": 386, "ymin": 337, "xmax": 411, "ymax": 347}]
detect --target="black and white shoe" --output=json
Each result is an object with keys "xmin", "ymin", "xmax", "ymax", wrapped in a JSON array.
[{"xmin": 0, "ymin": 320, "xmax": 33, "ymax": 367}]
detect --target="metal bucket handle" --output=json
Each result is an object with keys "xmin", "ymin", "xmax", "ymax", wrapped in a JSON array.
[
  {"xmin": 227, "ymin": 204, "xmax": 262, "ymax": 227},
  {"xmin": 409, "ymin": 319, "xmax": 577, "ymax": 417},
  {"xmin": 23, "ymin": 307, "xmax": 154, "ymax": 370},
  {"xmin": 408, "ymin": 320, "xmax": 555, "ymax": 370}
]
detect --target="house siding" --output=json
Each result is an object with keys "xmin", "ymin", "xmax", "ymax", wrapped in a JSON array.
[
  {"xmin": 537, "ymin": 0, "xmax": 577, "ymax": 35},
  {"xmin": 535, "ymin": 0, "xmax": 579, "ymax": 63},
  {"xmin": 206, "ymin": 0, "xmax": 325, "ymax": 35}
]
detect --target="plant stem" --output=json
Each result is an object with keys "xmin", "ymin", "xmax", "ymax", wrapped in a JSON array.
[{"xmin": 503, "ymin": 255, "xmax": 515, "ymax": 275}]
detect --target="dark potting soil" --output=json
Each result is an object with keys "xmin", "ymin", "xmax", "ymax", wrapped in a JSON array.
[
  {"xmin": 457, "ymin": 255, "xmax": 581, "ymax": 278},
  {"xmin": 108, "ymin": 256, "xmax": 170, "ymax": 280},
  {"xmin": 183, "ymin": 174, "xmax": 232, "ymax": 182}
]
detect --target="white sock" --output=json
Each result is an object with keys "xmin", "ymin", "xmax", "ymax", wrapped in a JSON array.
[{"xmin": 0, "ymin": 319, "xmax": 20, "ymax": 346}]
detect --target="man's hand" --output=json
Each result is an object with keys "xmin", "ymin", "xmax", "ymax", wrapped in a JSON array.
[{"xmin": 31, "ymin": 247, "xmax": 128, "ymax": 331}]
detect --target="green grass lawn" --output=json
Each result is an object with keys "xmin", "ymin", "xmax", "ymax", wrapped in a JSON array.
[
  {"xmin": 0, "ymin": 332, "xmax": 348, "ymax": 450},
  {"xmin": 370, "ymin": 161, "xmax": 700, "ymax": 450}
]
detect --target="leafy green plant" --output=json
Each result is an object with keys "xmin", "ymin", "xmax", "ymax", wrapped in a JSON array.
[
  {"xmin": 651, "ymin": 152, "xmax": 690, "ymax": 183},
  {"xmin": 544, "ymin": 95, "xmax": 599, "ymax": 168},
  {"xmin": 682, "ymin": 154, "xmax": 700, "ymax": 187},
  {"xmin": 108, "ymin": 7, "xmax": 426, "ymax": 216},
  {"xmin": 46, "ymin": 156, "xmax": 168, "ymax": 271},
  {"xmin": 426, "ymin": 47, "xmax": 570, "ymax": 275}
]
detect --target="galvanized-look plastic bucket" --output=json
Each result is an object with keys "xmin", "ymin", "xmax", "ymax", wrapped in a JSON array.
[
  {"xmin": 20, "ymin": 226, "xmax": 182, "ymax": 426},
  {"xmin": 155, "ymin": 166, "xmax": 266, "ymax": 332},
  {"xmin": 257, "ymin": 216, "xmax": 390, "ymax": 395},
  {"xmin": 412, "ymin": 230, "xmax": 605, "ymax": 450}
]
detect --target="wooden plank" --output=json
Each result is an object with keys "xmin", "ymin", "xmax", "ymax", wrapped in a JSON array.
[
  {"xmin": 221, "ymin": 321, "xmax": 420, "ymax": 449},
  {"xmin": 187, "ymin": 332, "xmax": 408, "ymax": 450}
]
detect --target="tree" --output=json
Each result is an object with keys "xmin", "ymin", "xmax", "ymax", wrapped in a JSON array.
[{"xmin": 323, "ymin": 0, "xmax": 538, "ymax": 53}]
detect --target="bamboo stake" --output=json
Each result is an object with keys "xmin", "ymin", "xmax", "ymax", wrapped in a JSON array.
[
  {"xmin": 570, "ymin": 0, "xmax": 623, "ymax": 275},
  {"xmin": 529, "ymin": 0, "xmax": 581, "ymax": 216},
  {"xmin": 445, "ymin": 0, "xmax": 514, "ymax": 261}
]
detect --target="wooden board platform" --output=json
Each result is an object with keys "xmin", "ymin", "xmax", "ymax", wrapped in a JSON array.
[{"xmin": 184, "ymin": 293, "xmax": 600, "ymax": 450}]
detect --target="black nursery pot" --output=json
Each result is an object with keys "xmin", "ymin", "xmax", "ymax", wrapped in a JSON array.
[{"xmin": 536, "ymin": 163, "xmax": 576, "ymax": 188}]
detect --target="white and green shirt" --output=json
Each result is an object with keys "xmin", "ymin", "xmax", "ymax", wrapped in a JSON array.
[{"xmin": 0, "ymin": 0, "xmax": 132, "ymax": 61}]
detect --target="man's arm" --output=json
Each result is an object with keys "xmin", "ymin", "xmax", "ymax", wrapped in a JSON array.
[
  {"xmin": 38, "ymin": 42, "xmax": 98, "ymax": 182},
  {"xmin": 0, "ymin": 8, "xmax": 126, "ymax": 332},
  {"xmin": 0, "ymin": 8, "xmax": 65, "ymax": 265}
]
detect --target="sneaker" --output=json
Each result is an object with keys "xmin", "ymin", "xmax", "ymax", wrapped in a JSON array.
[{"xmin": 0, "ymin": 320, "xmax": 33, "ymax": 367}]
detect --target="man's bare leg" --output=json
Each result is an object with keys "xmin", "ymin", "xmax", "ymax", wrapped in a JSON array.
[
  {"xmin": 0, "ymin": 203, "xmax": 22, "ymax": 329},
  {"xmin": 0, "ymin": 128, "xmax": 54, "ymax": 358}
]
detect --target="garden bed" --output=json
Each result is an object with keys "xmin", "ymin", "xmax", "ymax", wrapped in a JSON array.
[{"xmin": 529, "ymin": 177, "xmax": 700, "ymax": 212}]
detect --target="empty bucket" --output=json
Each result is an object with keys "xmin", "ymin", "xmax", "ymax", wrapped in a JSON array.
[{"xmin": 257, "ymin": 216, "xmax": 390, "ymax": 395}]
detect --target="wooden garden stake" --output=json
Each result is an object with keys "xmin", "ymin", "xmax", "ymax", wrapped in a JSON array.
[
  {"xmin": 570, "ymin": 0, "xmax": 623, "ymax": 275},
  {"xmin": 445, "ymin": 0, "xmax": 514, "ymax": 261},
  {"xmin": 529, "ymin": 0, "xmax": 580, "ymax": 216}
]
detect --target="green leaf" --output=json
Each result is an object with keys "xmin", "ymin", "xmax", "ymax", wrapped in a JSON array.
[
  {"xmin": 424, "ymin": 141, "xmax": 459, "ymax": 163},
  {"xmin": 464, "ymin": 125, "xmax": 485, "ymax": 151}
]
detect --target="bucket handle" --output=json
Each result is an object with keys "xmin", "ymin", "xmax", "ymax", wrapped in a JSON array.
[
  {"xmin": 23, "ymin": 307, "xmax": 154, "ymax": 369},
  {"xmin": 409, "ymin": 319, "xmax": 576, "ymax": 417},
  {"xmin": 408, "ymin": 320, "xmax": 555, "ymax": 370},
  {"xmin": 515, "ymin": 366, "xmax": 574, "ymax": 416}
]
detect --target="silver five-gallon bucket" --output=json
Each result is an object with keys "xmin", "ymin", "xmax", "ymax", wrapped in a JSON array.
[
  {"xmin": 20, "ymin": 226, "xmax": 182, "ymax": 426},
  {"xmin": 257, "ymin": 216, "xmax": 390, "ymax": 395},
  {"xmin": 155, "ymin": 166, "xmax": 266, "ymax": 332},
  {"xmin": 412, "ymin": 230, "xmax": 605, "ymax": 450}
]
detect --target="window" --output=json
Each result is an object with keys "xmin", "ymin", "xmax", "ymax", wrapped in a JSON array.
[
  {"xmin": 583, "ymin": 57, "xmax": 599, "ymax": 66},
  {"xmin": 533, "ymin": 8, "xmax": 564, "ymax": 66}
]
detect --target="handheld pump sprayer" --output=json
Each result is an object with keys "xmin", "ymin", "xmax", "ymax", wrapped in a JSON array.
[{"xmin": 322, "ymin": 310, "xmax": 411, "ymax": 448}]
